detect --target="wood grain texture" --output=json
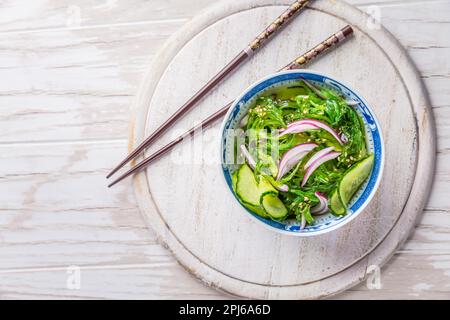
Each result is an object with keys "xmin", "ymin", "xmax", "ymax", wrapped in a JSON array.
[
  {"xmin": 0, "ymin": 21, "xmax": 183, "ymax": 143},
  {"xmin": 0, "ymin": 0, "xmax": 449, "ymax": 299},
  {"xmin": 0, "ymin": 0, "xmax": 214, "ymax": 33}
]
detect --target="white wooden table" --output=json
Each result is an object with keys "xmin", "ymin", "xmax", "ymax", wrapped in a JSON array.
[{"xmin": 0, "ymin": 0, "xmax": 449, "ymax": 299}]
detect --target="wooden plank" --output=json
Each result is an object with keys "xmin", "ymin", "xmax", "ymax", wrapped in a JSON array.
[
  {"xmin": 1, "ymin": 211, "xmax": 449, "ymax": 299},
  {"xmin": 342, "ymin": 207, "xmax": 450, "ymax": 299},
  {"xmin": 0, "ymin": 0, "xmax": 214, "ymax": 33},
  {"xmin": 0, "ymin": 141, "xmax": 224, "ymax": 298},
  {"xmin": 0, "ymin": 141, "xmax": 155, "ymax": 269},
  {"xmin": 426, "ymin": 149, "xmax": 450, "ymax": 210},
  {"xmin": 349, "ymin": 0, "xmax": 446, "ymax": 6},
  {"xmin": 0, "ymin": 210, "xmax": 449, "ymax": 299},
  {"xmin": 1, "ymin": 247, "xmax": 449, "ymax": 299},
  {"xmin": 0, "ymin": 21, "xmax": 183, "ymax": 144},
  {"xmin": 0, "ymin": 264, "xmax": 225, "ymax": 299},
  {"xmin": 339, "ymin": 252, "xmax": 450, "ymax": 299},
  {"xmin": 0, "ymin": 0, "xmax": 428, "ymax": 34}
]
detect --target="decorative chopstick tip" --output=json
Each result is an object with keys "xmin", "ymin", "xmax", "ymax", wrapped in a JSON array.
[
  {"xmin": 342, "ymin": 25, "xmax": 354, "ymax": 37},
  {"xmin": 108, "ymin": 176, "xmax": 125, "ymax": 188},
  {"xmin": 247, "ymin": 0, "xmax": 310, "ymax": 51},
  {"xmin": 107, "ymin": 181, "xmax": 116, "ymax": 188},
  {"xmin": 107, "ymin": 171, "xmax": 134, "ymax": 188},
  {"xmin": 284, "ymin": 24, "xmax": 354, "ymax": 70}
]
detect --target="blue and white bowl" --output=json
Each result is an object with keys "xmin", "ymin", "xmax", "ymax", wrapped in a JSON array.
[{"xmin": 220, "ymin": 70, "xmax": 384, "ymax": 236}]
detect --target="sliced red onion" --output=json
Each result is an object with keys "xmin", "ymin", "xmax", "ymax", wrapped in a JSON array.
[
  {"xmin": 304, "ymin": 147, "xmax": 334, "ymax": 169},
  {"xmin": 276, "ymin": 143, "xmax": 317, "ymax": 180},
  {"xmin": 285, "ymin": 119, "xmax": 344, "ymax": 145},
  {"xmin": 300, "ymin": 78, "xmax": 326, "ymax": 100},
  {"xmin": 240, "ymin": 145, "xmax": 256, "ymax": 169},
  {"xmin": 300, "ymin": 214, "xmax": 306, "ymax": 230},
  {"xmin": 239, "ymin": 115, "xmax": 249, "ymax": 128},
  {"xmin": 278, "ymin": 123, "xmax": 319, "ymax": 138},
  {"xmin": 346, "ymin": 99, "xmax": 359, "ymax": 106},
  {"xmin": 301, "ymin": 151, "xmax": 341, "ymax": 187},
  {"xmin": 275, "ymin": 184, "xmax": 289, "ymax": 192},
  {"xmin": 311, "ymin": 192, "xmax": 329, "ymax": 215}
]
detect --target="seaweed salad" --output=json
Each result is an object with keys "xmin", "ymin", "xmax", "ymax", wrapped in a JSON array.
[{"xmin": 231, "ymin": 79, "xmax": 374, "ymax": 229}]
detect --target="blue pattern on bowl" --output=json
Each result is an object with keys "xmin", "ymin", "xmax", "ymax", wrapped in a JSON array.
[{"xmin": 221, "ymin": 71, "xmax": 384, "ymax": 236}]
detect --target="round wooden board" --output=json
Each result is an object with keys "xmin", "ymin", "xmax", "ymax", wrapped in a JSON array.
[{"xmin": 130, "ymin": 0, "xmax": 436, "ymax": 299}]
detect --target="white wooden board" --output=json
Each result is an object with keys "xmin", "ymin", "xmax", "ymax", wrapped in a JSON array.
[
  {"xmin": 2, "ymin": 0, "xmax": 445, "ymax": 300},
  {"xmin": 130, "ymin": 0, "xmax": 435, "ymax": 299}
]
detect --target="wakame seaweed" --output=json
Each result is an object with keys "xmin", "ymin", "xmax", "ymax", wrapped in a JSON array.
[{"xmin": 235, "ymin": 80, "xmax": 370, "ymax": 226}]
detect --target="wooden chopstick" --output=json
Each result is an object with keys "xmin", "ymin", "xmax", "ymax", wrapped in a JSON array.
[
  {"xmin": 106, "ymin": 0, "xmax": 311, "ymax": 179},
  {"xmin": 107, "ymin": 25, "xmax": 354, "ymax": 188}
]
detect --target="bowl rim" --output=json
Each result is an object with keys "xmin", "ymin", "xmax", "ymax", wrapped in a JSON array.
[{"xmin": 219, "ymin": 69, "xmax": 385, "ymax": 237}]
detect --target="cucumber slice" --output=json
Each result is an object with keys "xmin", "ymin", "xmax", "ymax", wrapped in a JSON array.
[
  {"xmin": 231, "ymin": 171, "xmax": 238, "ymax": 191},
  {"xmin": 236, "ymin": 164, "xmax": 276, "ymax": 207},
  {"xmin": 257, "ymin": 176, "xmax": 277, "ymax": 195},
  {"xmin": 235, "ymin": 164, "xmax": 280, "ymax": 218},
  {"xmin": 339, "ymin": 154, "xmax": 374, "ymax": 206},
  {"xmin": 260, "ymin": 192, "xmax": 288, "ymax": 220},
  {"xmin": 236, "ymin": 164, "xmax": 260, "ymax": 206},
  {"xmin": 269, "ymin": 85, "xmax": 307, "ymax": 100},
  {"xmin": 264, "ymin": 175, "xmax": 289, "ymax": 192},
  {"xmin": 243, "ymin": 203, "xmax": 269, "ymax": 218},
  {"xmin": 329, "ymin": 189, "xmax": 346, "ymax": 216}
]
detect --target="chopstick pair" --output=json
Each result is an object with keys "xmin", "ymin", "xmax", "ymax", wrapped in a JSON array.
[
  {"xmin": 107, "ymin": 25, "xmax": 354, "ymax": 188},
  {"xmin": 106, "ymin": 0, "xmax": 311, "ymax": 180}
]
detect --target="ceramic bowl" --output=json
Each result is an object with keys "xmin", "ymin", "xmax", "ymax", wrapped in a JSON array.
[{"xmin": 220, "ymin": 70, "xmax": 384, "ymax": 236}]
